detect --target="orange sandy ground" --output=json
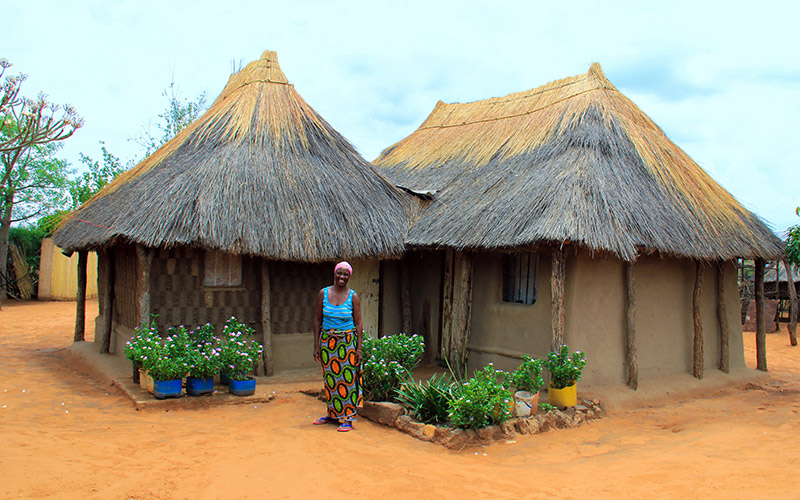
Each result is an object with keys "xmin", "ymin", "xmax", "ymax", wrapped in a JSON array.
[{"xmin": 1, "ymin": 300, "xmax": 799, "ymax": 500}]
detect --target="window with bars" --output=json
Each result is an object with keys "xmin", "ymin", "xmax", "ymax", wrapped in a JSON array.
[
  {"xmin": 502, "ymin": 252, "xmax": 538, "ymax": 305},
  {"xmin": 203, "ymin": 250, "xmax": 243, "ymax": 287}
]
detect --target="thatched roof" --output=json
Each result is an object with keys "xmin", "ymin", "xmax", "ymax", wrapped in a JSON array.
[
  {"xmin": 55, "ymin": 50, "xmax": 409, "ymax": 262},
  {"xmin": 374, "ymin": 63, "xmax": 783, "ymax": 261}
]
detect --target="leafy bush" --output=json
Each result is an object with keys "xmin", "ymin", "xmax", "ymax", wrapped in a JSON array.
[
  {"xmin": 544, "ymin": 345, "xmax": 587, "ymax": 389},
  {"xmin": 361, "ymin": 333, "xmax": 424, "ymax": 402},
  {"xmin": 397, "ymin": 373, "xmax": 456, "ymax": 424},
  {"xmin": 187, "ymin": 323, "xmax": 221, "ymax": 379},
  {"xmin": 141, "ymin": 331, "xmax": 191, "ymax": 381},
  {"xmin": 510, "ymin": 355, "xmax": 544, "ymax": 393},
  {"xmin": 124, "ymin": 319, "xmax": 161, "ymax": 367},
  {"xmin": 219, "ymin": 317, "xmax": 263, "ymax": 380},
  {"xmin": 448, "ymin": 363, "xmax": 512, "ymax": 429}
]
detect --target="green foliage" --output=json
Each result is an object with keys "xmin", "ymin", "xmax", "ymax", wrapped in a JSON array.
[
  {"xmin": 70, "ymin": 142, "xmax": 127, "ymax": 208},
  {"xmin": 124, "ymin": 318, "xmax": 161, "ymax": 366},
  {"xmin": 510, "ymin": 355, "xmax": 544, "ymax": 393},
  {"xmin": 545, "ymin": 345, "xmax": 587, "ymax": 389},
  {"xmin": 139, "ymin": 329, "xmax": 191, "ymax": 382},
  {"xmin": 361, "ymin": 333, "xmax": 424, "ymax": 402},
  {"xmin": 538, "ymin": 402, "xmax": 557, "ymax": 413},
  {"xmin": 396, "ymin": 373, "xmax": 456, "ymax": 424},
  {"xmin": 134, "ymin": 81, "xmax": 207, "ymax": 157},
  {"xmin": 448, "ymin": 363, "xmax": 513, "ymax": 429},
  {"xmin": 218, "ymin": 317, "xmax": 263, "ymax": 381},
  {"xmin": 186, "ymin": 323, "xmax": 221, "ymax": 379},
  {"xmin": 786, "ymin": 222, "xmax": 800, "ymax": 268}
]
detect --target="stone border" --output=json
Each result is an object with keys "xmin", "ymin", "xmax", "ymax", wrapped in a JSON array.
[{"xmin": 359, "ymin": 398, "xmax": 606, "ymax": 450}]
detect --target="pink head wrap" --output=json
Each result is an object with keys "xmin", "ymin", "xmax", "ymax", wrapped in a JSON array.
[{"xmin": 334, "ymin": 261, "xmax": 353, "ymax": 275}]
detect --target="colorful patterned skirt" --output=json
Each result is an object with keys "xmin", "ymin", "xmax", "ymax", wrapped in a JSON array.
[{"xmin": 320, "ymin": 329, "xmax": 363, "ymax": 421}]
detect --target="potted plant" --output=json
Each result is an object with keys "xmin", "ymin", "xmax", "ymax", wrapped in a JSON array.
[
  {"xmin": 186, "ymin": 323, "xmax": 220, "ymax": 396},
  {"xmin": 124, "ymin": 319, "xmax": 161, "ymax": 389},
  {"xmin": 219, "ymin": 317, "xmax": 263, "ymax": 396},
  {"xmin": 142, "ymin": 331, "xmax": 190, "ymax": 399},
  {"xmin": 544, "ymin": 345, "xmax": 587, "ymax": 409},
  {"xmin": 510, "ymin": 355, "xmax": 544, "ymax": 417},
  {"xmin": 448, "ymin": 363, "xmax": 513, "ymax": 429}
]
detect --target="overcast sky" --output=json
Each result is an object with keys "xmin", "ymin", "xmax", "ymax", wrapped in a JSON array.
[{"xmin": 4, "ymin": 0, "xmax": 799, "ymax": 235}]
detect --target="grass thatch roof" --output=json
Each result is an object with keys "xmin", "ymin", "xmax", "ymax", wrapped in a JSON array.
[
  {"xmin": 55, "ymin": 50, "xmax": 410, "ymax": 262},
  {"xmin": 374, "ymin": 63, "xmax": 783, "ymax": 261}
]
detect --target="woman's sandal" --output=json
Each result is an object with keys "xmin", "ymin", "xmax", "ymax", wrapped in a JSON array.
[
  {"xmin": 337, "ymin": 422, "xmax": 353, "ymax": 432},
  {"xmin": 312, "ymin": 416, "xmax": 336, "ymax": 425}
]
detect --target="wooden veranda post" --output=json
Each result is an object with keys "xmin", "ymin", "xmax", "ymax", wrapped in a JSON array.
[
  {"xmin": 692, "ymin": 261, "xmax": 704, "ymax": 379},
  {"xmin": 260, "ymin": 261, "xmax": 273, "ymax": 376},
  {"xmin": 717, "ymin": 262, "xmax": 730, "ymax": 373},
  {"xmin": 400, "ymin": 259, "xmax": 412, "ymax": 334},
  {"xmin": 782, "ymin": 258, "xmax": 798, "ymax": 346},
  {"xmin": 73, "ymin": 250, "xmax": 87, "ymax": 342},
  {"xmin": 440, "ymin": 250, "xmax": 455, "ymax": 364},
  {"xmin": 624, "ymin": 261, "xmax": 638, "ymax": 390},
  {"xmin": 136, "ymin": 246, "xmax": 153, "ymax": 328},
  {"xmin": 99, "ymin": 248, "xmax": 115, "ymax": 354},
  {"xmin": 550, "ymin": 246, "xmax": 566, "ymax": 353},
  {"xmin": 755, "ymin": 258, "xmax": 767, "ymax": 371},
  {"xmin": 451, "ymin": 252, "xmax": 474, "ymax": 365}
]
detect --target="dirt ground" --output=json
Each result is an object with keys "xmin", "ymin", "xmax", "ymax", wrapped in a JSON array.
[{"xmin": 2, "ymin": 300, "xmax": 800, "ymax": 500}]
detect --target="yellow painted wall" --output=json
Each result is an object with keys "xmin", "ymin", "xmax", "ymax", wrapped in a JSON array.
[{"xmin": 38, "ymin": 238, "xmax": 98, "ymax": 300}]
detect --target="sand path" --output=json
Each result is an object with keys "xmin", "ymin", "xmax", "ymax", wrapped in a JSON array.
[{"xmin": 1, "ymin": 300, "xmax": 799, "ymax": 499}]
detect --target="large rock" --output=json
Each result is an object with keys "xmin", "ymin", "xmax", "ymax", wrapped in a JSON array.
[{"xmin": 360, "ymin": 401, "xmax": 405, "ymax": 426}]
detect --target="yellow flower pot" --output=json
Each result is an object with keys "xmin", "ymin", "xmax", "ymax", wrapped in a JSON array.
[{"xmin": 548, "ymin": 382, "xmax": 577, "ymax": 409}]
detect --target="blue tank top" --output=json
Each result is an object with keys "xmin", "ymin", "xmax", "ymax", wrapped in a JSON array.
[{"xmin": 322, "ymin": 287, "xmax": 355, "ymax": 331}]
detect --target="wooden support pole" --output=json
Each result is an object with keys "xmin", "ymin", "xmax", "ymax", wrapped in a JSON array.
[
  {"xmin": 451, "ymin": 252, "xmax": 473, "ymax": 366},
  {"xmin": 440, "ymin": 250, "xmax": 455, "ymax": 364},
  {"xmin": 136, "ymin": 245, "xmax": 153, "ymax": 328},
  {"xmin": 717, "ymin": 262, "xmax": 730, "ymax": 373},
  {"xmin": 73, "ymin": 250, "xmax": 87, "ymax": 342},
  {"xmin": 692, "ymin": 261, "xmax": 704, "ymax": 379},
  {"xmin": 260, "ymin": 260, "xmax": 273, "ymax": 376},
  {"xmin": 755, "ymin": 258, "xmax": 767, "ymax": 371},
  {"xmin": 400, "ymin": 259, "xmax": 412, "ymax": 334},
  {"xmin": 99, "ymin": 248, "xmax": 115, "ymax": 354},
  {"xmin": 782, "ymin": 258, "xmax": 798, "ymax": 346},
  {"xmin": 624, "ymin": 261, "xmax": 638, "ymax": 390},
  {"xmin": 550, "ymin": 246, "xmax": 566, "ymax": 353}
]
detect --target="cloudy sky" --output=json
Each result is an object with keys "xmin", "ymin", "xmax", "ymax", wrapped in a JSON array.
[{"xmin": 4, "ymin": 0, "xmax": 799, "ymax": 234}]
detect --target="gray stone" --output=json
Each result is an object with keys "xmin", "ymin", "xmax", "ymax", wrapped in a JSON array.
[{"xmin": 360, "ymin": 401, "xmax": 405, "ymax": 426}]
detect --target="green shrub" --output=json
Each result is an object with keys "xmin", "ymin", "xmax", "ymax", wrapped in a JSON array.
[
  {"xmin": 361, "ymin": 333, "xmax": 424, "ymax": 402},
  {"xmin": 141, "ymin": 331, "xmax": 191, "ymax": 381},
  {"xmin": 545, "ymin": 345, "xmax": 587, "ymax": 389},
  {"xmin": 219, "ymin": 317, "xmax": 263, "ymax": 380},
  {"xmin": 510, "ymin": 355, "xmax": 544, "ymax": 393},
  {"xmin": 187, "ymin": 323, "xmax": 221, "ymax": 379},
  {"xmin": 124, "ymin": 319, "xmax": 161, "ymax": 367},
  {"xmin": 396, "ymin": 372, "xmax": 456, "ymax": 424},
  {"xmin": 448, "ymin": 363, "xmax": 512, "ymax": 429}
]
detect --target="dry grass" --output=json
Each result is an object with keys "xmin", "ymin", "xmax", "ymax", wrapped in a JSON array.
[
  {"xmin": 55, "ymin": 51, "xmax": 411, "ymax": 262},
  {"xmin": 374, "ymin": 63, "xmax": 783, "ymax": 261}
]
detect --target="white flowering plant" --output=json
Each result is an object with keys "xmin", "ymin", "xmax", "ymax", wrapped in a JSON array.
[
  {"xmin": 218, "ymin": 317, "xmax": 263, "ymax": 381},
  {"xmin": 141, "ymin": 329, "xmax": 191, "ymax": 381},
  {"xmin": 448, "ymin": 363, "xmax": 512, "ymax": 429},
  {"xmin": 124, "ymin": 318, "xmax": 161, "ymax": 367},
  {"xmin": 544, "ymin": 345, "xmax": 587, "ymax": 389},
  {"xmin": 187, "ymin": 323, "xmax": 221, "ymax": 379},
  {"xmin": 361, "ymin": 333, "xmax": 424, "ymax": 402}
]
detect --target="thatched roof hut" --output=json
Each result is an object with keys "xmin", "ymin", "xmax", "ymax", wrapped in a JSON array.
[
  {"xmin": 374, "ymin": 63, "xmax": 782, "ymax": 262},
  {"xmin": 55, "ymin": 50, "xmax": 409, "ymax": 262}
]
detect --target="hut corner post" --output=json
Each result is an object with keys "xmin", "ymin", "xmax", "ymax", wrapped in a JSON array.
[
  {"xmin": 439, "ymin": 250, "xmax": 473, "ymax": 369},
  {"xmin": 260, "ymin": 260, "xmax": 273, "ymax": 376},
  {"xmin": 782, "ymin": 258, "xmax": 798, "ymax": 346},
  {"xmin": 717, "ymin": 262, "xmax": 730, "ymax": 373},
  {"xmin": 755, "ymin": 258, "xmax": 767, "ymax": 371},
  {"xmin": 99, "ymin": 248, "xmax": 115, "ymax": 355},
  {"xmin": 73, "ymin": 250, "xmax": 88, "ymax": 342},
  {"xmin": 400, "ymin": 259, "xmax": 412, "ymax": 334},
  {"xmin": 692, "ymin": 261, "xmax": 704, "ymax": 379},
  {"xmin": 550, "ymin": 246, "xmax": 566, "ymax": 354},
  {"xmin": 136, "ymin": 246, "xmax": 153, "ymax": 328},
  {"xmin": 624, "ymin": 261, "xmax": 638, "ymax": 390}
]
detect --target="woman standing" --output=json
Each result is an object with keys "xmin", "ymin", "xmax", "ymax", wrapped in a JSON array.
[{"xmin": 312, "ymin": 261, "xmax": 363, "ymax": 432}]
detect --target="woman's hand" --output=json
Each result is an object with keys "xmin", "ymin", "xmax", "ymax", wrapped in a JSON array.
[
  {"xmin": 354, "ymin": 349, "xmax": 362, "ymax": 365},
  {"xmin": 313, "ymin": 344, "xmax": 321, "ymax": 363}
]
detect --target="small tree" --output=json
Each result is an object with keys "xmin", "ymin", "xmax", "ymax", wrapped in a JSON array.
[
  {"xmin": 70, "ymin": 142, "xmax": 128, "ymax": 208},
  {"xmin": 132, "ymin": 80, "xmax": 206, "ymax": 157},
  {"xmin": 785, "ymin": 206, "xmax": 800, "ymax": 344},
  {"xmin": 0, "ymin": 58, "xmax": 81, "ymax": 307}
]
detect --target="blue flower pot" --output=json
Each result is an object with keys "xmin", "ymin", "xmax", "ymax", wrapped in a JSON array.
[
  {"xmin": 153, "ymin": 379, "xmax": 183, "ymax": 399},
  {"xmin": 228, "ymin": 377, "xmax": 256, "ymax": 396},
  {"xmin": 186, "ymin": 377, "xmax": 214, "ymax": 396}
]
